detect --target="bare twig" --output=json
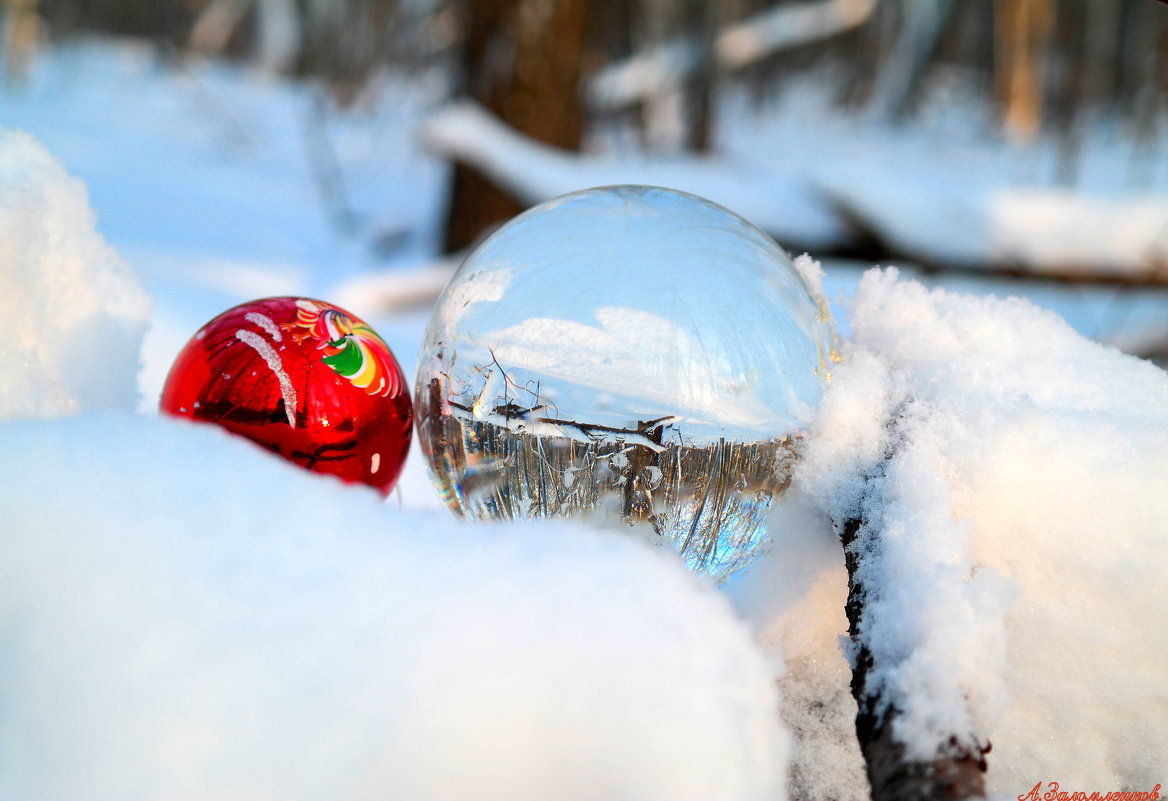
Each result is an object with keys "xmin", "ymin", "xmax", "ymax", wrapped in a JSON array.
[{"xmin": 447, "ymin": 398, "xmax": 676, "ymax": 441}]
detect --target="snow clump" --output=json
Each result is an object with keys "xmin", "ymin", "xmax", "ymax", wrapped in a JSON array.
[
  {"xmin": 0, "ymin": 129, "xmax": 151, "ymax": 418},
  {"xmin": 0, "ymin": 414, "xmax": 788, "ymax": 801},
  {"xmin": 794, "ymin": 268, "xmax": 1168, "ymax": 793}
]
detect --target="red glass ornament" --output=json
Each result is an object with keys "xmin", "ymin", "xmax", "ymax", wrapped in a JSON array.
[{"xmin": 161, "ymin": 297, "xmax": 412, "ymax": 495}]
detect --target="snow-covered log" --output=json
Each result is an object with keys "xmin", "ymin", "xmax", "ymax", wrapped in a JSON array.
[
  {"xmin": 586, "ymin": 0, "xmax": 877, "ymax": 111},
  {"xmin": 423, "ymin": 101, "xmax": 854, "ymax": 252},
  {"xmin": 821, "ymin": 171, "xmax": 1168, "ymax": 281},
  {"xmin": 796, "ymin": 268, "xmax": 1168, "ymax": 797},
  {"xmin": 332, "ymin": 257, "xmax": 463, "ymax": 313},
  {"xmin": 424, "ymin": 101, "xmax": 1168, "ymax": 281}
]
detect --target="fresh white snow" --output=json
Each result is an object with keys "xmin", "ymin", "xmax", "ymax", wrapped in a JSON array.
[
  {"xmin": 2, "ymin": 36, "xmax": 1167, "ymax": 801},
  {"xmin": 0, "ymin": 117, "xmax": 789, "ymax": 801},
  {"xmin": 427, "ymin": 98, "xmax": 1168, "ymax": 278},
  {"xmin": 0, "ymin": 416, "xmax": 788, "ymax": 801},
  {"xmin": 0, "ymin": 129, "xmax": 151, "ymax": 417},
  {"xmin": 795, "ymin": 269, "xmax": 1168, "ymax": 793}
]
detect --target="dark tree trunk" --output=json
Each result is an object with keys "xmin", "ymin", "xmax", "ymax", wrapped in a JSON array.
[
  {"xmin": 443, "ymin": 0, "xmax": 592, "ymax": 253},
  {"xmin": 681, "ymin": 0, "xmax": 714, "ymax": 152}
]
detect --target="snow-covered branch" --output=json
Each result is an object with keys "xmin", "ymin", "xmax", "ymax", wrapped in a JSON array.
[
  {"xmin": 805, "ymin": 366, "xmax": 998, "ymax": 799},
  {"xmin": 424, "ymin": 101, "xmax": 1168, "ymax": 282},
  {"xmin": 840, "ymin": 487, "xmax": 990, "ymax": 801},
  {"xmin": 795, "ymin": 267, "xmax": 1168, "ymax": 798},
  {"xmin": 586, "ymin": 0, "xmax": 876, "ymax": 111},
  {"xmin": 189, "ymin": 0, "xmax": 301, "ymax": 74},
  {"xmin": 715, "ymin": 0, "xmax": 877, "ymax": 71},
  {"xmin": 422, "ymin": 101, "xmax": 854, "ymax": 251}
]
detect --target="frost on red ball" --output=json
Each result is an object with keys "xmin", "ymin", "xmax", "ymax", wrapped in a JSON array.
[{"xmin": 160, "ymin": 297, "xmax": 413, "ymax": 495}]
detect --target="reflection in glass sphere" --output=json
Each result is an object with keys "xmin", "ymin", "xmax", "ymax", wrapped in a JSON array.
[{"xmin": 416, "ymin": 186, "xmax": 835, "ymax": 581}]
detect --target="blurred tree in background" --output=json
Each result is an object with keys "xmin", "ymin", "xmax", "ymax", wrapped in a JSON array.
[
  {"xmin": 6, "ymin": 0, "xmax": 1166, "ymax": 248},
  {"xmin": 16, "ymin": 0, "xmax": 1165, "ymax": 137},
  {"xmin": 442, "ymin": 0, "xmax": 594, "ymax": 251}
]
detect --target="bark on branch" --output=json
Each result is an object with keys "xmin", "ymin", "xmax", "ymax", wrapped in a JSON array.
[{"xmin": 838, "ymin": 515, "xmax": 990, "ymax": 801}]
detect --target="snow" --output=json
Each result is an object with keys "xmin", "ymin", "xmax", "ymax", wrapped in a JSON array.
[
  {"xmin": 423, "ymin": 101, "xmax": 852, "ymax": 251},
  {"xmin": 3, "ymin": 35, "xmax": 1168, "ymax": 801},
  {"xmin": 0, "ymin": 415, "xmax": 788, "ymax": 801},
  {"xmin": 0, "ymin": 129, "xmax": 151, "ymax": 418},
  {"xmin": 0, "ymin": 39, "xmax": 449, "ymax": 408},
  {"xmin": 428, "ymin": 92, "xmax": 1168, "ymax": 280},
  {"xmin": 233, "ymin": 327, "xmax": 299, "ymax": 426},
  {"xmin": 725, "ymin": 491, "xmax": 869, "ymax": 801},
  {"xmin": 819, "ymin": 172, "xmax": 1168, "ymax": 274},
  {"xmin": 585, "ymin": 0, "xmax": 876, "ymax": 109},
  {"xmin": 793, "ymin": 268, "xmax": 1168, "ymax": 792},
  {"xmin": 0, "ymin": 86, "xmax": 788, "ymax": 800}
]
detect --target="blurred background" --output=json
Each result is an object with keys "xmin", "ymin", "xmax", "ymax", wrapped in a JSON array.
[{"xmin": 2, "ymin": 0, "xmax": 1167, "ymax": 376}]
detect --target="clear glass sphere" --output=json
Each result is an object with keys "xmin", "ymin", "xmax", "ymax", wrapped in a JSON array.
[{"xmin": 416, "ymin": 186, "xmax": 834, "ymax": 580}]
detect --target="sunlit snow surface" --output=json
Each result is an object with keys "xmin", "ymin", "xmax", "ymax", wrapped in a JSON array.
[
  {"xmin": 794, "ymin": 270, "xmax": 1168, "ymax": 793},
  {"xmin": 0, "ymin": 416, "xmax": 787, "ymax": 801},
  {"xmin": 0, "ymin": 133, "xmax": 789, "ymax": 801},
  {"xmin": 415, "ymin": 186, "xmax": 835, "ymax": 580},
  {"xmin": 0, "ymin": 129, "xmax": 151, "ymax": 416},
  {"xmin": 3, "ymin": 38, "xmax": 1168, "ymax": 801}
]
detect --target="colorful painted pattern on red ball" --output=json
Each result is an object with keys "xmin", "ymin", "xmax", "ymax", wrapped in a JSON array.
[{"xmin": 160, "ymin": 297, "xmax": 412, "ymax": 495}]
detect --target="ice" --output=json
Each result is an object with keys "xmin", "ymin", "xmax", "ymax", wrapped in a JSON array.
[
  {"xmin": 0, "ymin": 414, "xmax": 788, "ymax": 801},
  {"xmin": 415, "ymin": 185, "xmax": 835, "ymax": 580},
  {"xmin": 0, "ymin": 129, "xmax": 151, "ymax": 418}
]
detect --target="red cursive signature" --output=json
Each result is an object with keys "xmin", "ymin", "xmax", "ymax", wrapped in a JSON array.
[{"xmin": 1019, "ymin": 782, "xmax": 1162, "ymax": 801}]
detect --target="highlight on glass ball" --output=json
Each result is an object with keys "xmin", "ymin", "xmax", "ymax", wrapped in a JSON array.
[
  {"xmin": 161, "ymin": 297, "xmax": 413, "ymax": 495},
  {"xmin": 415, "ymin": 185, "xmax": 836, "ymax": 580}
]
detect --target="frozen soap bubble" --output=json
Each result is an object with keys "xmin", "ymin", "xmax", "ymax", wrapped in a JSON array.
[{"xmin": 416, "ymin": 186, "xmax": 834, "ymax": 580}]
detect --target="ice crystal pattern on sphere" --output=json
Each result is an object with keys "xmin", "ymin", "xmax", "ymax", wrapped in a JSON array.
[{"xmin": 416, "ymin": 186, "xmax": 835, "ymax": 580}]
